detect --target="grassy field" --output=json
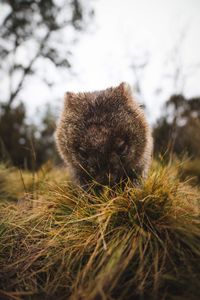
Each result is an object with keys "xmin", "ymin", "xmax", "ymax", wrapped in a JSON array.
[{"xmin": 0, "ymin": 162, "xmax": 200, "ymax": 300}]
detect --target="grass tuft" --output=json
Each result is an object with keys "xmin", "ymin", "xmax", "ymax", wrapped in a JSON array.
[{"xmin": 0, "ymin": 163, "xmax": 199, "ymax": 300}]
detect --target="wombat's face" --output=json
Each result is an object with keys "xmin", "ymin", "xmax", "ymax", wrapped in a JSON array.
[
  {"xmin": 56, "ymin": 83, "xmax": 147, "ymax": 187},
  {"xmin": 72, "ymin": 124, "xmax": 138, "ymax": 186}
]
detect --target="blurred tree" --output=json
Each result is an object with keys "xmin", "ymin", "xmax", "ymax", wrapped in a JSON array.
[
  {"xmin": 0, "ymin": 102, "xmax": 34, "ymax": 168},
  {"xmin": 35, "ymin": 104, "xmax": 60, "ymax": 167},
  {"xmin": 0, "ymin": 0, "xmax": 94, "ymax": 169},
  {"xmin": 0, "ymin": 101, "xmax": 60, "ymax": 169},
  {"xmin": 0, "ymin": 0, "xmax": 94, "ymax": 106},
  {"xmin": 153, "ymin": 94, "xmax": 200, "ymax": 159}
]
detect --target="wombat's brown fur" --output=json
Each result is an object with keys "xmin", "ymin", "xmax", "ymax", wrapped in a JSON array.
[{"xmin": 55, "ymin": 82, "xmax": 153, "ymax": 187}]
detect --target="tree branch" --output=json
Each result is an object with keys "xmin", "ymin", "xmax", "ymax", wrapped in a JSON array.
[{"xmin": 8, "ymin": 32, "xmax": 50, "ymax": 106}]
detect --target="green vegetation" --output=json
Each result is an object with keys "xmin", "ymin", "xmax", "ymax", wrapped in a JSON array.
[{"xmin": 0, "ymin": 162, "xmax": 199, "ymax": 300}]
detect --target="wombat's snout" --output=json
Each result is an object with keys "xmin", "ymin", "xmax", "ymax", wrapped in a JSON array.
[
  {"xmin": 94, "ymin": 171, "xmax": 119, "ymax": 186},
  {"xmin": 86, "ymin": 154, "xmax": 123, "ymax": 186}
]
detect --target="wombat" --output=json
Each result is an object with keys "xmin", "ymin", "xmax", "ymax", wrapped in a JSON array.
[{"xmin": 55, "ymin": 82, "xmax": 153, "ymax": 187}]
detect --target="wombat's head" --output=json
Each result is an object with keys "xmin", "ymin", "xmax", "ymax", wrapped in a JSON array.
[{"xmin": 56, "ymin": 82, "xmax": 152, "ymax": 187}]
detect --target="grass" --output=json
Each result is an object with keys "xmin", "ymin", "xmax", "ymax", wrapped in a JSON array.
[
  {"xmin": 0, "ymin": 162, "xmax": 199, "ymax": 300},
  {"xmin": 178, "ymin": 158, "xmax": 200, "ymax": 185}
]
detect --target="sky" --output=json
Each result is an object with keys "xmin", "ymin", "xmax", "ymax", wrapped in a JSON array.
[
  {"xmin": 1, "ymin": 0, "xmax": 200, "ymax": 123},
  {"xmin": 67, "ymin": 0, "xmax": 200, "ymax": 121}
]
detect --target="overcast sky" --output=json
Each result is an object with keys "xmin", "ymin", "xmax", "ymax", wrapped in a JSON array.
[
  {"xmin": 68, "ymin": 0, "xmax": 200, "ymax": 121},
  {"xmin": 4, "ymin": 0, "xmax": 200, "ymax": 123}
]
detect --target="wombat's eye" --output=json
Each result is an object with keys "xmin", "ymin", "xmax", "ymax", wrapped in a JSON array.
[
  {"xmin": 79, "ymin": 147, "xmax": 88, "ymax": 159},
  {"xmin": 116, "ymin": 140, "xmax": 128, "ymax": 156}
]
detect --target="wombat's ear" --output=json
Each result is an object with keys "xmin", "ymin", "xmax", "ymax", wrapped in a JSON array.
[
  {"xmin": 118, "ymin": 82, "xmax": 132, "ymax": 98},
  {"xmin": 64, "ymin": 92, "xmax": 77, "ymax": 109}
]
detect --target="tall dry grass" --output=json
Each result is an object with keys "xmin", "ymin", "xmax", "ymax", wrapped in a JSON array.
[{"xmin": 0, "ymin": 162, "xmax": 199, "ymax": 300}]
